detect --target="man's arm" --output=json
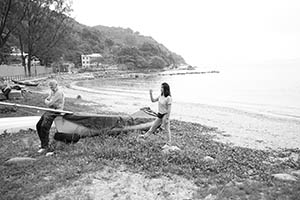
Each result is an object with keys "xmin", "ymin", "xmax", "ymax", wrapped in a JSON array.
[
  {"xmin": 45, "ymin": 92, "xmax": 51, "ymax": 101},
  {"xmin": 45, "ymin": 91, "xmax": 64, "ymax": 108}
]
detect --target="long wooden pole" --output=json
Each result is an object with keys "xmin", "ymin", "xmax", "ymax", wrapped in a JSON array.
[{"xmin": 0, "ymin": 101, "xmax": 73, "ymax": 114}]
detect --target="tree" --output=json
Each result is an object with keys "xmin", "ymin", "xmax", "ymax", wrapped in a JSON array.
[
  {"xmin": 0, "ymin": 0, "xmax": 27, "ymax": 48},
  {"xmin": 139, "ymin": 42, "xmax": 158, "ymax": 55},
  {"xmin": 0, "ymin": 43, "xmax": 10, "ymax": 64},
  {"xmin": 104, "ymin": 38, "xmax": 114, "ymax": 48},
  {"xmin": 149, "ymin": 56, "xmax": 167, "ymax": 68},
  {"xmin": 0, "ymin": 0, "xmax": 27, "ymax": 63},
  {"xmin": 17, "ymin": 0, "xmax": 72, "ymax": 76},
  {"xmin": 117, "ymin": 46, "xmax": 140, "ymax": 67}
]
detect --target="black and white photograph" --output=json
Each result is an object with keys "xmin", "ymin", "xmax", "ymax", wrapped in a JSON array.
[{"xmin": 1, "ymin": 0, "xmax": 300, "ymax": 199}]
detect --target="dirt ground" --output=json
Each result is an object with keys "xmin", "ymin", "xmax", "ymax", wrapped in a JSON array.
[{"xmin": 40, "ymin": 165, "xmax": 199, "ymax": 200}]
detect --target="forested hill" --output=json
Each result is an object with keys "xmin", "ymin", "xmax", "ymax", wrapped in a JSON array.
[
  {"xmin": 62, "ymin": 20, "xmax": 186, "ymax": 69},
  {"xmin": 1, "ymin": 1, "xmax": 186, "ymax": 73}
]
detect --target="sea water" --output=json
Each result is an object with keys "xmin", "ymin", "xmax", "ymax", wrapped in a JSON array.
[
  {"xmin": 75, "ymin": 63, "xmax": 300, "ymax": 149},
  {"xmin": 77, "ymin": 64, "xmax": 300, "ymax": 121}
]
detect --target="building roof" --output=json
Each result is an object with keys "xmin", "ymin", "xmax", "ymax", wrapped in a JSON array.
[{"xmin": 82, "ymin": 53, "xmax": 102, "ymax": 57}]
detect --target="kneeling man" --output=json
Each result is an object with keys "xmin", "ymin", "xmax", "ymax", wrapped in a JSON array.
[{"xmin": 36, "ymin": 80, "xmax": 64, "ymax": 154}]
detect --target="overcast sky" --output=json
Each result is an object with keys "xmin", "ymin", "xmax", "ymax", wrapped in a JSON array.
[{"xmin": 72, "ymin": 0, "xmax": 300, "ymax": 66}]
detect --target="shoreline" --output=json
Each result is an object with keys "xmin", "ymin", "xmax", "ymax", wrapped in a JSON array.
[
  {"xmin": 5, "ymin": 71, "xmax": 300, "ymax": 151},
  {"xmin": 1, "ymin": 72, "xmax": 300, "ymax": 199},
  {"xmin": 58, "ymin": 74, "xmax": 300, "ymax": 151}
]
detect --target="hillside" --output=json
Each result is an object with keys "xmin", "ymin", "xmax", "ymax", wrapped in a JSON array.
[
  {"xmin": 4, "ymin": 16, "xmax": 186, "ymax": 70},
  {"xmin": 1, "ymin": 1, "xmax": 186, "ymax": 72},
  {"xmin": 61, "ymin": 20, "xmax": 186, "ymax": 69}
]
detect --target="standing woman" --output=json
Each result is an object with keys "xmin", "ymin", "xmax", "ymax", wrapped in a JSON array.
[{"xmin": 141, "ymin": 82, "xmax": 172, "ymax": 146}]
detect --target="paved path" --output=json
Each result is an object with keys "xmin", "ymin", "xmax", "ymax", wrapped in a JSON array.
[{"xmin": 0, "ymin": 116, "xmax": 40, "ymax": 134}]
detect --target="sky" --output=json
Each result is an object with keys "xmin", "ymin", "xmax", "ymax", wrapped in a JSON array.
[{"xmin": 71, "ymin": 0, "xmax": 300, "ymax": 66}]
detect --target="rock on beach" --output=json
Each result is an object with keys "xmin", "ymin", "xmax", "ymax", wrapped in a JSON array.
[
  {"xmin": 272, "ymin": 173, "xmax": 298, "ymax": 182},
  {"xmin": 5, "ymin": 157, "xmax": 37, "ymax": 165}
]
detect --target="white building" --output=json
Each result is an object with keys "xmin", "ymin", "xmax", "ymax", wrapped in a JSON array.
[
  {"xmin": 81, "ymin": 53, "xmax": 102, "ymax": 68},
  {"xmin": 10, "ymin": 46, "xmax": 40, "ymax": 66}
]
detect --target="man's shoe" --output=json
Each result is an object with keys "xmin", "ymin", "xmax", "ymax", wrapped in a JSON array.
[
  {"xmin": 37, "ymin": 148, "xmax": 47, "ymax": 153},
  {"xmin": 46, "ymin": 152, "xmax": 54, "ymax": 156},
  {"xmin": 138, "ymin": 133, "xmax": 150, "ymax": 140}
]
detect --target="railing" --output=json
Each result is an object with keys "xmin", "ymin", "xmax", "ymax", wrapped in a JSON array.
[{"xmin": 0, "ymin": 73, "xmax": 52, "ymax": 82}]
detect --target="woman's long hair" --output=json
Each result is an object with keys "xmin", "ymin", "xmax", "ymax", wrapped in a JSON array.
[{"xmin": 161, "ymin": 82, "xmax": 171, "ymax": 97}]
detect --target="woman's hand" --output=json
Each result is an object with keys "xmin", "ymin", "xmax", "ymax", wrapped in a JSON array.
[{"xmin": 149, "ymin": 89, "xmax": 158, "ymax": 102}]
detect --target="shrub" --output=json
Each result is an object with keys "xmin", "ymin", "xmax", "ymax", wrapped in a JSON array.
[{"xmin": 149, "ymin": 56, "xmax": 167, "ymax": 68}]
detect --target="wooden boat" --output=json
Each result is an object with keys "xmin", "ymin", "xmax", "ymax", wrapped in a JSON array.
[
  {"xmin": 0, "ymin": 101, "xmax": 156, "ymax": 140},
  {"xmin": 12, "ymin": 79, "xmax": 39, "ymax": 87},
  {"xmin": 54, "ymin": 109, "xmax": 156, "ymax": 137}
]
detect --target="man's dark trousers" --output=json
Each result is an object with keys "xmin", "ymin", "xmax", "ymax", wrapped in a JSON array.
[{"xmin": 36, "ymin": 111, "xmax": 59, "ymax": 149}]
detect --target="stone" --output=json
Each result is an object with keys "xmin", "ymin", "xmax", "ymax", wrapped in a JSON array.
[
  {"xmin": 291, "ymin": 170, "xmax": 300, "ymax": 177},
  {"xmin": 234, "ymin": 181, "xmax": 244, "ymax": 188},
  {"xmin": 5, "ymin": 157, "xmax": 37, "ymax": 165},
  {"xmin": 269, "ymin": 156, "xmax": 289, "ymax": 163},
  {"xmin": 203, "ymin": 194, "xmax": 217, "ymax": 200},
  {"xmin": 203, "ymin": 156, "xmax": 215, "ymax": 162},
  {"xmin": 290, "ymin": 153, "xmax": 299, "ymax": 162},
  {"xmin": 272, "ymin": 173, "xmax": 297, "ymax": 181},
  {"xmin": 162, "ymin": 145, "xmax": 181, "ymax": 153}
]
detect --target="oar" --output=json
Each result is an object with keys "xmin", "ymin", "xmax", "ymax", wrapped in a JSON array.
[{"xmin": 0, "ymin": 101, "xmax": 73, "ymax": 114}]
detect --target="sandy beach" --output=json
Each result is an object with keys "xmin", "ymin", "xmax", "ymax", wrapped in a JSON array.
[
  {"xmin": 50, "ymin": 73, "xmax": 300, "ymax": 151},
  {"xmin": 2, "ymin": 73, "xmax": 300, "ymax": 200}
]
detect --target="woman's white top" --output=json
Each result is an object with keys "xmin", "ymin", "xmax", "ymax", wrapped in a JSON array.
[{"xmin": 158, "ymin": 95, "xmax": 172, "ymax": 114}]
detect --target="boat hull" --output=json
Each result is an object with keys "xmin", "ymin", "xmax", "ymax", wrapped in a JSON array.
[{"xmin": 54, "ymin": 110, "xmax": 155, "ymax": 137}]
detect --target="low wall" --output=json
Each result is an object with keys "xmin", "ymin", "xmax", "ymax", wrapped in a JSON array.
[{"xmin": 0, "ymin": 65, "xmax": 52, "ymax": 76}]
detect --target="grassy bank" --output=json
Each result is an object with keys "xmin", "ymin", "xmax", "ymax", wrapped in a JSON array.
[
  {"xmin": 0, "ymin": 91, "xmax": 108, "ymax": 118},
  {"xmin": 0, "ymin": 93, "xmax": 300, "ymax": 199}
]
